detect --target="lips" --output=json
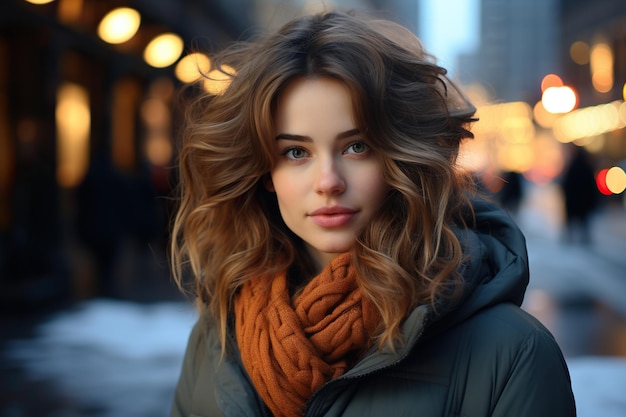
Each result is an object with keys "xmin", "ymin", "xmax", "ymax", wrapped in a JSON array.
[{"xmin": 308, "ymin": 206, "xmax": 357, "ymax": 228}]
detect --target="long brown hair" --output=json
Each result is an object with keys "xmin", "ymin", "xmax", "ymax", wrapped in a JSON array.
[{"xmin": 170, "ymin": 11, "xmax": 477, "ymax": 351}]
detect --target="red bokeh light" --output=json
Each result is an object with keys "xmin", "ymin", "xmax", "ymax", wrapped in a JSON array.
[{"xmin": 595, "ymin": 168, "xmax": 612, "ymax": 195}]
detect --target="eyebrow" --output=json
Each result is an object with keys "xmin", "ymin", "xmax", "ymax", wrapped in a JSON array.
[{"xmin": 275, "ymin": 128, "xmax": 361, "ymax": 142}]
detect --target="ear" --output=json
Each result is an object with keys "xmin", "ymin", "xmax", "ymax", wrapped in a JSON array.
[{"xmin": 264, "ymin": 174, "xmax": 275, "ymax": 192}]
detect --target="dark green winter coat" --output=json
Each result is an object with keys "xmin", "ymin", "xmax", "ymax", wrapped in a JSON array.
[{"xmin": 170, "ymin": 199, "xmax": 576, "ymax": 417}]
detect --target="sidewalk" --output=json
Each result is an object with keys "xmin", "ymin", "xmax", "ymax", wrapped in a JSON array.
[
  {"xmin": 515, "ymin": 183, "xmax": 626, "ymax": 358},
  {"xmin": 513, "ymin": 183, "xmax": 626, "ymax": 415}
]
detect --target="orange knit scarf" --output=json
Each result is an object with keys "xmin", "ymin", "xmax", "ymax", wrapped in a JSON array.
[{"xmin": 234, "ymin": 253, "xmax": 380, "ymax": 417}]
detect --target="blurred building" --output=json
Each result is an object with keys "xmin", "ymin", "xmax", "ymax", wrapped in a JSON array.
[
  {"xmin": 455, "ymin": 0, "xmax": 626, "ymax": 200},
  {"xmin": 0, "ymin": 0, "xmax": 257, "ymax": 308},
  {"xmin": 560, "ymin": 0, "xmax": 626, "ymax": 107},
  {"xmin": 458, "ymin": 0, "xmax": 560, "ymax": 103},
  {"xmin": 558, "ymin": 0, "xmax": 626, "ymax": 163},
  {"xmin": 0, "ymin": 0, "xmax": 388, "ymax": 308},
  {"xmin": 4, "ymin": 0, "xmax": 623, "ymax": 310}
]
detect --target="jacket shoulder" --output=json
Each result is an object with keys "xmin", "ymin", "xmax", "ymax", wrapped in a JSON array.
[
  {"xmin": 171, "ymin": 316, "xmax": 267, "ymax": 417},
  {"xmin": 323, "ymin": 303, "xmax": 575, "ymax": 417},
  {"xmin": 439, "ymin": 303, "xmax": 576, "ymax": 417}
]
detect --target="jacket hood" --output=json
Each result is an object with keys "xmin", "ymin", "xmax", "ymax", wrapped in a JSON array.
[
  {"xmin": 431, "ymin": 197, "xmax": 530, "ymax": 332},
  {"xmin": 343, "ymin": 198, "xmax": 530, "ymax": 375}
]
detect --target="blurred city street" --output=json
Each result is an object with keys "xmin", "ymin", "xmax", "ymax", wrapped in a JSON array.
[
  {"xmin": 519, "ymin": 183, "xmax": 626, "ymax": 358},
  {"xmin": 2, "ymin": 0, "xmax": 626, "ymax": 416},
  {"xmin": 1, "ymin": 183, "xmax": 626, "ymax": 417}
]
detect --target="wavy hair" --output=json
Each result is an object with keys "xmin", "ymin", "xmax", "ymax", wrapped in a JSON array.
[{"xmin": 170, "ymin": 11, "xmax": 477, "ymax": 352}]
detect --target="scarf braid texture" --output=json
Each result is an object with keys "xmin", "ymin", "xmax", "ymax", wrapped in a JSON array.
[{"xmin": 235, "ymin": 253, "xmax": 381, "ymax": 417}]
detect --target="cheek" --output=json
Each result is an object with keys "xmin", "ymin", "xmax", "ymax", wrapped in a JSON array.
[
  {"xmin": 356, "ymin": 166, "xmax": 389, "ymax": 205},
  {"xmin": 370, "ymin": 179, "xmax": 390, "ymax": 210},
  {"xmin": 270, "ymin": 172, "xmax": 298, "ymax": 205}
]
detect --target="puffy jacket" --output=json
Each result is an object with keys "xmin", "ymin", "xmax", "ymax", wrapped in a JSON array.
[{"xmin": 170, "ymin": 199, "xmax": 576, "ymax": 417}]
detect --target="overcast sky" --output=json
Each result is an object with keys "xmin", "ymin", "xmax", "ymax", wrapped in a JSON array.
[{"xmin": 418, "ymin": 0, "xmax": 479, "ymax": 76}]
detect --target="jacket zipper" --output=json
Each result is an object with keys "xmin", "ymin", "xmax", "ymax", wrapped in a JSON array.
[{"xmin": 303, "ymin": 314, "xmax": 430, "ymax": 416}]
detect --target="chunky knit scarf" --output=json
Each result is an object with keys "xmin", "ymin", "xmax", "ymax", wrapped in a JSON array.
[{"xmin": 234, "ymin": 253, "xmax": 380, "ymax": 417}]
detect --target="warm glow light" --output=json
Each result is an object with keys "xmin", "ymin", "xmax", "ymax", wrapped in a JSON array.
[
  {"xmin": 144, "ymin": 33, "xmax": 184, "ymax": 68},
  {"xmin": 112, "ymin": 78, "xmax": 140, "ymax": 171},
  {"xmin": 23, "ymin": 0, "xmax": 55, "ymax": 4},
  {"xmin": 619, "ymin": 102, "xmax": 626, "ymax": 124},
  {"xmin": 533, "ymin": 101, "xmax": 560, "ymax": 128},
  {"xmin": 461, "ymin": 101, "xmax": 536, "ymax": 176},
  {"xmin": 145, "ymin": 134, "xmax": 173, "ymax": 166},
  {"xmin": 98, "ymin": 8, "xmax": 141, "ymax": 44},
  {"xmin": 141, "ymin": 78, "xmax": 174, "ymax": 167},
  {"xmin": 56, "ymin": 83, "xmax": 90, "ymax": 188},
  {"xmin": 58, "ymin": 0, "xmax": 83, "ymax": 23},
  {"xmin": 532, "ymin": 132, "xmax": 565, "ymax": 184},
  {"xmin": 570, "ymin": 41, "xmax": 590, "ymax": 65},
  {"xmin": 500, "ymin": 116, "xmax": 534, "ymax": 144},
  {"xmin": 592, "ymin": 72, "xmax": 613, "ymax": 93},
  {"xmin": 175, "ymin": 53, "xmax": 211, "ymax": 83},
  {"xmin": 590, "ymin": 42, "xmax": 614, "ymax": 93},
  {"xmin": 553, "ymin": 101, "xmax": 625, "ymax": 143},
  {"xmin": 528, "ymin": 132, "xmax": 565, "ymax": 183},
  {"xmin": 497, "ymin": 144, "xmax": 533, "ymax": 172},
  {"xmin": 203, "ymin": 65, "xmax": 236, "ymax": 95},
  {"xmin": 141, "ymin": 98, "xmax": 169, "ymax": 128},
  {"xmin": 622, "ymin": 83, "xmax": 626, "ymax": 101},
  {"xmin": 541, "ymin": 86, "xmax": 577, "ymax": 114},
  {"xmin": 606, "ymin": 167, "xmax": 626, "ymax": 194},
  {"xmin": 583, "ymin": 136, "xmax": 604, "ymax": 154},
  {"xmin": 540, "ymin": 74, "xmax": 563, "ymax": 93}
]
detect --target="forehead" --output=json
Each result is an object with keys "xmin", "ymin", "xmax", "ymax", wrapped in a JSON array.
[{"xmin": 275, "ymin": 77, "xmax": 356, "ymax": 132}]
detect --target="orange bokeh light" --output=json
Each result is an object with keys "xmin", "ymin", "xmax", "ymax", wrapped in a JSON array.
[{"xmin": 541, "ymin": 74, "xmax": 563, "ymax": 93}]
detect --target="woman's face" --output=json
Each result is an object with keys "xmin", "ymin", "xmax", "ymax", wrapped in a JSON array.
[{"xmin": 269, "ymin": 77, "xmax": 389, "ymax": 270}]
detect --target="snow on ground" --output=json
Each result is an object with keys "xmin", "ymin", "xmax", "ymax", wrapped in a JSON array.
[
  {"xmin": 5, "ymin": 300, "xmax": 197, "ymax": 417},
  {"xmin": 568, "ymin": 356, "xmax": 626, "ymax": 417},
  {"xmin": 4, "ymin": 299, "xmax": 626, "ymax": 416}
]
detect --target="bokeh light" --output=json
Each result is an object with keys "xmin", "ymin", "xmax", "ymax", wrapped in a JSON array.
[
  {"xmin": 203, "ymin": 65, "xmax": 236, "ymax": 95},
  {"xmin": 553, "ymin": 101, "xmax": 625, "ymax": 143},
  {"xmin": 23, "ymin": 0, "xmax": 55, "ymax": 4},
  {"xmin": 533, "ymin": 100, "xmax": 560, "ymax": 128},
  {"xmin": 590, "ymin": 42, "xmax": 614, "ymax": 93},
  {"xmin": 56, "ymin": 83, "xmax": 90, "ymax": 188},
  {"xmin": 145, "ymin": 133, "xmax": 172, "ymax": 167},
  {"xmin": 97, "ymin": 8, "xmax": 141, "ymax": 44},
  {"xmin": 606, "ymin": 166, "xmax": 626, "ymax": 194},
  {"xmin": 458, "ymin": 100, "xmax": 566, "ymax": 184},
  {"xmin": 541, "ymin": 74, "xmax": 563, "ymax": 92},
  {"xmin": 175, "ymin": 53, "xmax": 211, "ymax": 83},
  {"xmin": 143, "ymin": 33, "xmax": 184, "ymax": 68},
  {"xmin": 542, "ymin": 86, "xmax": 577, "ymax": 114},
  {"xmin": 569, "ymin": 41, "xmax": 590, "ymax": 65},
  {"xmin": 596, "ymin": 168, "xmax": 612, "ymax": 195}
]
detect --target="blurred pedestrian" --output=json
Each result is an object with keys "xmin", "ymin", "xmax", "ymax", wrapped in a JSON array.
[
  {"xmin": 169, "ymin": 11, "xmax": 575, "ymax": 417},
  {"xmin": 76, "ymin": 149, "xmax": 128, "ymax": 297},
  {"xmin": 498, "ymin": 170, "xmax": 524, "ymax": 216},
  {"xmin": 560, "ymin": 145, "xmax": 599, "ymax": 244}
]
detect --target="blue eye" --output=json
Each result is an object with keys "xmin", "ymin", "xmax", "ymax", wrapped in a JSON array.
[{"xmin": 284, "ymin": 147, "xmax": 308, "ymax": 160}]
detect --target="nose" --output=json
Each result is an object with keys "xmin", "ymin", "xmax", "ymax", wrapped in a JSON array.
[{"xmin": 314, "ymin": 157, "xmax": 346, "ymax": 195}]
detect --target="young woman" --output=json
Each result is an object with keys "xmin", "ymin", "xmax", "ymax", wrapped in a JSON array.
[{"xmin": 169, "ymin": 11, "xmax": 576, "ymax": 417}]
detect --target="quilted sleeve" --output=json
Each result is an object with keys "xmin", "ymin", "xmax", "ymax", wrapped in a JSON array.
[{"xmin": 490, "ymin": 327, "xmax": 577, "ymax": 417}]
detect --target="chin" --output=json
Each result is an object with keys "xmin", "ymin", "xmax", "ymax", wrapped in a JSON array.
[{"xmin": 317, "ymin": 244, "xmax": 353, "ymax": 255}]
